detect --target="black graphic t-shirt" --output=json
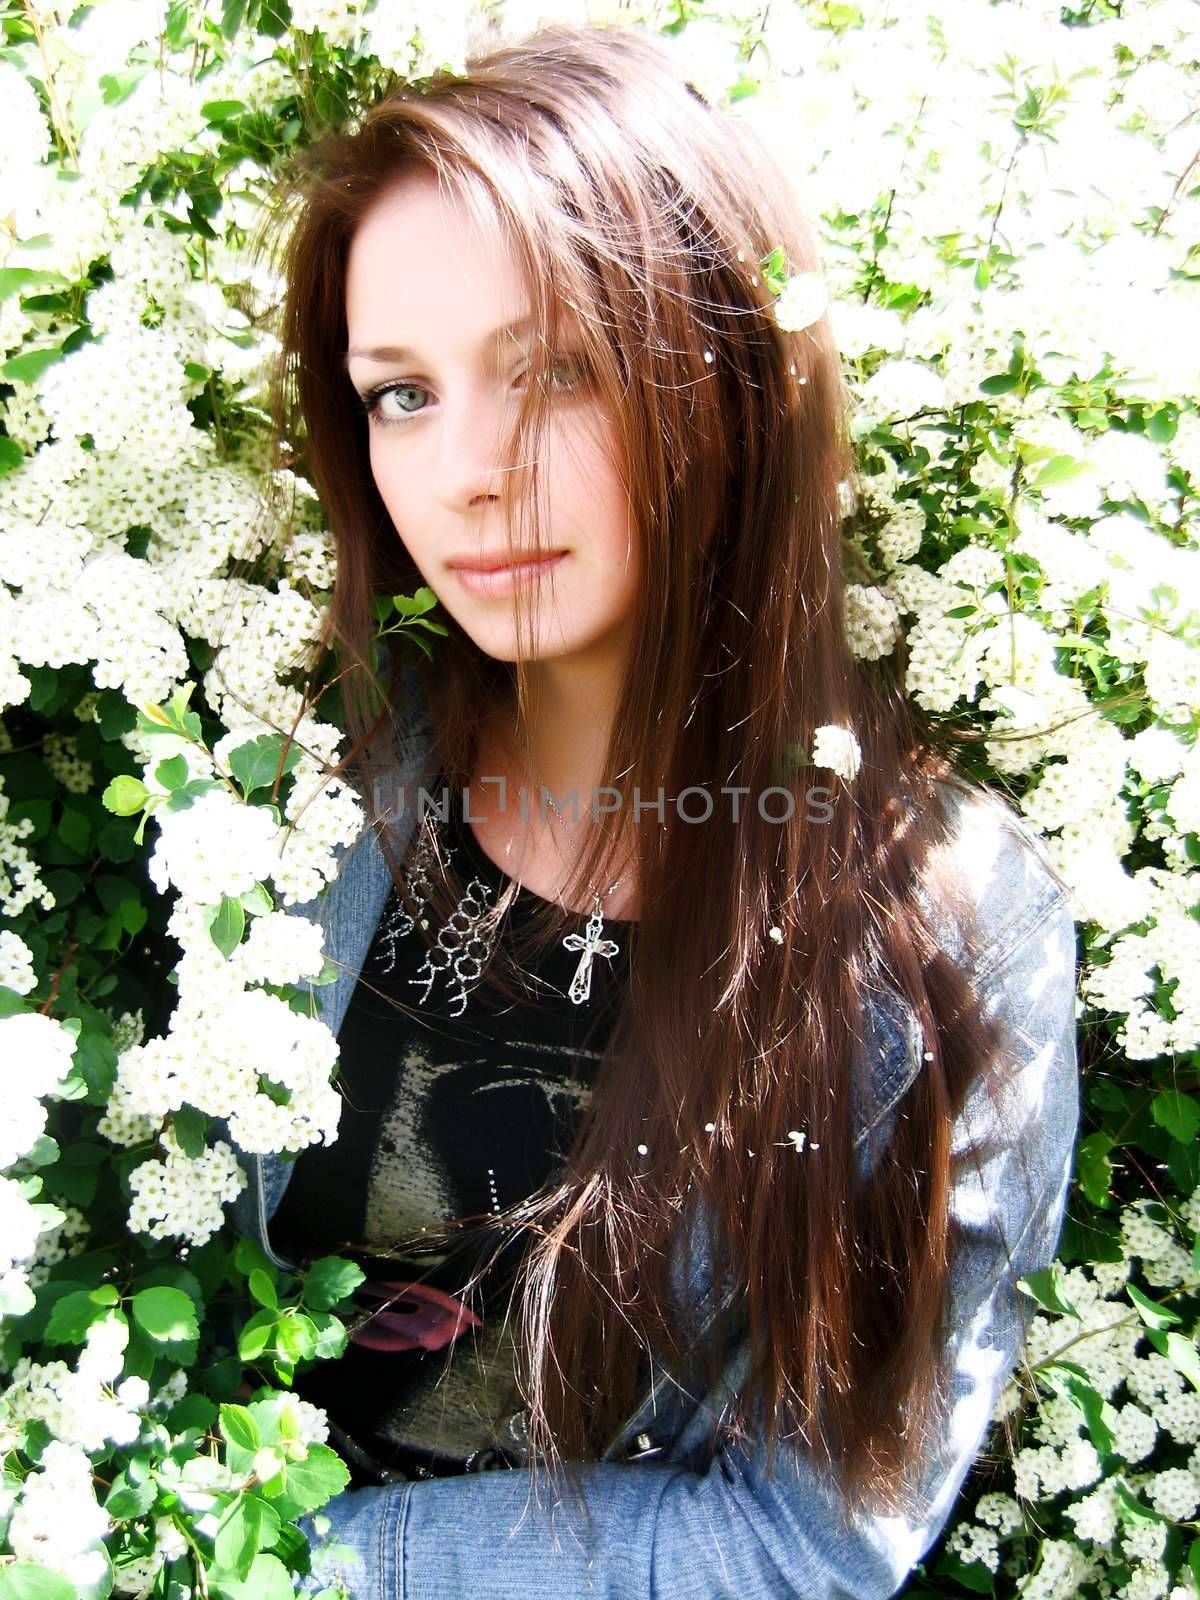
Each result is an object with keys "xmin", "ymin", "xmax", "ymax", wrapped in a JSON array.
[{"xmin": 271, "ymin": 777, "xmax": 635, "ymax": 1477}]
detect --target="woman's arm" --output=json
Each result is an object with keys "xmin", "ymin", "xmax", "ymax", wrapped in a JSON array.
[{"xmin": 294, "ymin": 893, "xmax": 1080, "ymax": 1600}]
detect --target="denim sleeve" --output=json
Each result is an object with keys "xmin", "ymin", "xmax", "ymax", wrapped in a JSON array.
[{"xmin": 295, "ymin": 893, "xmax": 1080, "ymax": 1600}]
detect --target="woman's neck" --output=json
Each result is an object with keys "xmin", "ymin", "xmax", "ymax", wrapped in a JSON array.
[{"xmin": 467, "ymin": 664, "xmax": 640, "ymax": 920}]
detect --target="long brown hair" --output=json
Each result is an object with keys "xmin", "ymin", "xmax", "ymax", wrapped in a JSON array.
[{"xmin": 248, "ymin": 20, "xmax": 1063, "ymax": 1521}]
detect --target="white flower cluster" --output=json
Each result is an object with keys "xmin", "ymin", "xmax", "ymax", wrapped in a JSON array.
[
  {"xmin": 810, "ymin": 724, "xmax": 863, "ymax": 783},
  {"xmin": 0, "ymin": 1013, "xmax": 79, "ymax": 1169},
  {"xmin": 0, "ymin": 780, "xmax": 56, "ymax": 919},
  {"xmin": 126, "ymin": 1125, "xmax": 248, "ymax": 1248},
  {"xmin": 3, "ymin": 1439, "xmax": 110, "ymax": 1593},
  {"xmin": 3, "ymin": 1314, "xmax": 148, "ymax": 1455},
  {"xmin": 109, "ymin": 961, "xmax": 341, "ymax": 1159},
  {"xmin": 2, "ymin": 539, "xmax": 192, "ymax": 714},
  {"xmin": 0, "ymin": 1013, "xmax": 80, "ymax": 1312},
  {"xmin": 146, "ymin": 786, "xmax": 285, "ymax": 904},
  {"xmin": 955, "ymin": 1185, "xmax": 1200, "ymax": 1594},
  {"xmin": 41, "ymin": 732, "xmax": 94, "ymax": 794},
  {"xmin": 0, "ymin": 930, "xmax": 36, "ymax": 995},
  {"xmin": 843, "ymin": 583, "xmax": 902, "ymax": 661},
  {"xmin": 27, "ymin": 1202, "xmax": 90, "ymax": 1288}
]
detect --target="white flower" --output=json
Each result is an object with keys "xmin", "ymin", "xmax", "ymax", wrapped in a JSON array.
[
  {"xmin": 147, "ymin": 787, "xmax": 282, "ymax": 904},
  {"xmin": 0, "ymin": 1012, "xmax": 78, "ymax": 1166},
  {"xmin": 1112, "ymin": 1402, "xmax": 1158, "ymax": 1464},
  {"xmin": 1147, "ymin": 1467, "xmax": 1200, "ymax": 1521},
  {"xmin": 0, "ymin": 930, "xmax": 36, "ymax": 995},
  {"xmin": 775, "ymin": 271, "xmax": 830, "ymax": 333},
  {"xmin": 127, "ymin": 1135, "xmax": 247, "ymax": 1248},
  {"xmin": 0, "ymin": 1174, "xmax": 49, "ymax": 1274},
  {"xmin": 235, "ymin": 910, "xmax": 327, "ymax": 988},
  {"xmin": 810, "ymin": 725, "xmax": 862, "ymax": 782},
  {"xmin": 7, "ymin": 1440, "xmax": 109, "ymax": 1590}
]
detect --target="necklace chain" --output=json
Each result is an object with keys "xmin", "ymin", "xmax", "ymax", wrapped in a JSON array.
[{"xmin": 511, "ymin": 749, "xmax": 634, "ymax": 1005}]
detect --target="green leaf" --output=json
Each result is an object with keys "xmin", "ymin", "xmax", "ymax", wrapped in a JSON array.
[
  {"xmin": 389, "ymin": 586, "xmax": 440, "ymax": 618},
  {"xmin": 0, "ymin": 434, "xmax": 23, "ymax": 476},
  {"xmin": 105, "ymin": 1469, "xmax": 157, "ymax": 1520},
  {"xmin": 214, "ymin": 1492, "xmax": 281, "ymax": 1582},
  {"xmin": 1127, "ymin": 1283, "xmax": 1182, "ymax": 1331},
  {"xmin": 240, "ymin": 882, "xmax": 274, "ymax": 916},
  {"xmin": 209, "ymin": 895, "xmax": 246, "ymax": 959},
  {"xmin": 166, "ymin": 1392, "xmax": 218, "ymax": 1434},
  {"xmin": 1041, "ymin": 1361, "xmax": 1114, "ymax": 1456},
  {"xmin": 227, "ymin": 735, "xmax": 302, "ymax": 799},
  {"xmin": 934, "ymin": 1552, "xmax": 994, "ymax": 1594},
  {"xmin": 102, "ymin": 775, "xmax": 149, "ymax": 815},
  {"xmin": 0, "ymin": 1564, "xmax": 78, "ymax": 1600},
  {"xmin": 1, "ymin": 344, "xmax": 69, "ymax": 385},
  {"xmin": 24, "ymin": 1134, "xmax": 59, "ymax": 1167},
  {"xmin": 1162, "ymin": 1330, "xmax": 1200, "ymax": 1394},
  {"xmin": 1018, "ymin": 1265, "xmax": 1078, "ymax": 1319},
  {"xmin": 209, "ymin": 1552, "xmax": 295, "ymax": 1600},
  {"xmin": 98, "ymin": 68, "xmax": 146, "ymax": 106},
  {"xmin": 234, "ymin": 1237, "xmax": 277, "ymax": 1278},
  {"xmin": 275, "ymin": 1311, "xmax": 318, "ymax": 1362},
  {"xmin": 309, "ymin": 1309, "xmax": 348, "ymax": 1362},
  {"xmin": 45, "ymin": 1292, "xmax": 118, "ymax": 1346},
  {"xmin": 1030, "ymin": 454, "xmax": 1090, "ymax": 490},
  {"xmin": 131, "ymin": 1286, "xmax": 199, "ymax": 1344},
  {"xmin": 1151, "ymin": 1089, "xmax": 1200, "ymax": 1143},
  {"xmin": 248, "ymin": 1269, "xmax": 279, "ymax": 1311},
  {"xmin": 302, "ymin": 1255, "xmax": 365, "ymax": 1312},
  {"xmin": 57, "ymin": 804, "xmax": 91, "ymax": 855},
  {"xmin": 272, "ymin": 1444, "xmax": 350, "ymax": 1516},
  {"xmin": 220, "ymin": 1403, "xmax": 262, "ymax": 1454},
  {"xmin": 0, "ymin": 267, "xmax": 70, "ymax": 301},
  {"xmin": 1113, "ymin": 1476, "xmax": 1164, "ymax": 1524},
  {"xmin": 237, "ymin": 1308, "xmax": 277, "ymax": 1362},
  {"xmin": 171, "ymin": 1105, "xmax": 209, "ymax": 1159},
  {"xmin": 154, "ymin": 754, "xmax": 189, "ymax": 790},
  {"xmin": 1075, "ymin": 1132, "xmax": 1115, "ymax": 1208},
  {"xmin": 75, "ymin": 1031, "xmax": 116, "ymax": 1103},
  {"xmin": 202, "ymin": 98, "xmax": 248, "ymax": 122}
]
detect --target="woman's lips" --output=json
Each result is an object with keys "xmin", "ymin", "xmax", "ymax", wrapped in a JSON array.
[{"xmin": 450, "ymin": 551, "xmax": 569, "ymax": 597}]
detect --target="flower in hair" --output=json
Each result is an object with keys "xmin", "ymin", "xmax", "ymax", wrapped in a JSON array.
[
  {"xmin": 811, "ymin": 725, "xmax": 862, "ymax": 783},
  {"xmin": 774, "ymin": 272, "xmax": 830, "ymax": 334}
]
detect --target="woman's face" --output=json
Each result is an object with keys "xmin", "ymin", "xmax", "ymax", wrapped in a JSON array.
[{"xmin": 344, "ymin": 173, "xmax": 639, "ymax": 672}]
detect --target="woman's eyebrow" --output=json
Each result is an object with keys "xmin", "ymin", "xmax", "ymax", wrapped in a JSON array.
[{"xmin": 343, "ymin": 313, "xmax": 537, "ymax": 368}]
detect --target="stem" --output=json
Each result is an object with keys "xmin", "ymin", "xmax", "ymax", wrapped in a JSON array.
[
  {"xmin": 38, "ymin": 941, "xmax": 77, "ymax": 1016},
  {"xmin": 170, "ymin": 1515, "xmax": 210, "ymax": 1598},
  {"xmin": 199, "ymin": 239, "xmax": 228, "ymax": 460},
  {"xmin": 21, "ymin": 1, "xmax": 79, "ymax": 169},
  {"xmin": 1029, "ymin": 1275, "xmax": 1200, "ymax": 1375}
]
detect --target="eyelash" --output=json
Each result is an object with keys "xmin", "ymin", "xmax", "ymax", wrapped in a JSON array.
[{"xmin": 354, "ymin": 357, "xmax": 590, "ymax": 430}]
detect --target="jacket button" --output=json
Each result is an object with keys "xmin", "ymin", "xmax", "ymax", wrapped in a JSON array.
[{"xmin": 626, "ymin": 1431, "xmax": 663, "ymax": 1460}]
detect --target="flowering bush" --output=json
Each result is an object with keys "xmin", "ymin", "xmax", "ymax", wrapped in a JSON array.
[{"xmin": 0, "ymin": 0, "xmax": 1197, "ymax": 1596}]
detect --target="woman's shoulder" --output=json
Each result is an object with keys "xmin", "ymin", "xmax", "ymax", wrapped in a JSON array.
[{"xmin": 920, "ymin": 775, "xmax": 1077, "ymax": 979}]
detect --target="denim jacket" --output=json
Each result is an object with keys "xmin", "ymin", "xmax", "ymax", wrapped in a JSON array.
[{"xmin": 226, "ymin": 686, "xmax": 1080, "ymax": 1600}]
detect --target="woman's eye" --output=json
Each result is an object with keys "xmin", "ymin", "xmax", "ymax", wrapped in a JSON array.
[
  {"xmin": 357, "ymin": 381, "xmax": 429, "ymax": 428},
  {"xmin": 356, "ymin": 356, "xmax": 589, "ymax": 430},
  {"xmin": 517, "ymin": 357, "xmax": 588, "ymax": 392}
]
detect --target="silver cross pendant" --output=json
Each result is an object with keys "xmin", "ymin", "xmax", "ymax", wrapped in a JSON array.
[{"xmin": 561, "ymin": 901, "xmax": 620, "ymax": 1004}]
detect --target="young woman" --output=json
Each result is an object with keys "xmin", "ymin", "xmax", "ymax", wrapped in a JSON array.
[{"xmin": 228, "ymin": 20, "xmax": 1081, "ymax": 1597}]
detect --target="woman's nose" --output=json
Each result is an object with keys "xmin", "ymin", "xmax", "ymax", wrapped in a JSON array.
[{"xmin": 432, "ymin": 389, "xmax": 524, "ymax": 513}]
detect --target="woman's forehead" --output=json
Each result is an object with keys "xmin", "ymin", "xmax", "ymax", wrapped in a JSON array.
[{"xmin": 346, "ymin": 181, "xmax": 586, "ymax": 352}]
